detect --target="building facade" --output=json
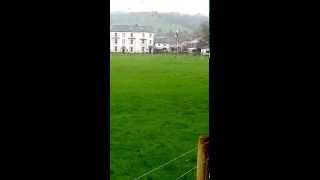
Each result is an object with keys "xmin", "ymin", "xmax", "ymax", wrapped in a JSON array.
[
  {"xmin": 155, "ymin": 42, "xmax": 170, "ymax": 51},
  {"xmin": 110, "ymin": 25, "xmax": 155, "ymax": 53}
]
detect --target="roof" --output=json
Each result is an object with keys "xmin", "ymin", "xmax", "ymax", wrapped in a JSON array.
[
  {"xmin": 182, "ymin": 39, "xmax": 201, "ymax": 44},
  {"xmin": 154, "ymin": 38, "xmax": 170, "ymax": 44},
  {"xmin": 110, "ymin": 25, "xmax": 154, "ymax": 33},
  {"xmin": 154, "ymin": 36, "xmax": 177, "ymax": 44}
]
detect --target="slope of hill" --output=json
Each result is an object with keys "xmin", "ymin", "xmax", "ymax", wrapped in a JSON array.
[{"xmin": 110, "ymin": 12, "xmax": 209, "ymax": 33}]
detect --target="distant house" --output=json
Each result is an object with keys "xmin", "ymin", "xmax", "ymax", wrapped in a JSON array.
[
  {"xmin": 154, "ymin": 36, "xmax": 171, "ymax": 52},
  {"xmin": 154, "ymin": 42, "xmax": 170, "ymax": 52},
  {"xmin": 181, "ymin": 39, "xmax": 201, "ymax": 50},
  {"xmin": 201, "ymin": 48, "xmax": 210, "ymax": 56},
  {"xmin": 154, "ymin": 33, "xmax": 187, "ymax": 53},
  {"xmin": 154, "ymin": 32, "xmax": 204, "ymax": 53},
  {"xmin": 181, "ymin": 39, "xmax": 210, "ymax": 54},
  {"xmin": 187, "ymin": 48, "xmax": 198, "ymax": 53},
  {"xmin": 110, "ymin": 24, "xmax": 155, "ymax": 53},
  {"xmin": 153, "ymin": 35, "xmax": 170, "ymax": 53}
]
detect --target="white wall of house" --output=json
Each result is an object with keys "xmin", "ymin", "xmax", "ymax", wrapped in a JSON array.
[
  {"xmin": 154, "ymin": 43, "xmax": 170, "ymax": 50},
  {"xmin": 201, "ymin": 48, "xmax": 210, "ymax": 55},
  {"xmin": 110, "ymin": 31, "xmax": 154, "ymax": 53}
]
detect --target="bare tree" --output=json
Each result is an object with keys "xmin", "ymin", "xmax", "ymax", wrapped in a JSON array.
[{"xmin": 197, "ymin": 21, "xmax": 209, "ymax": 46}]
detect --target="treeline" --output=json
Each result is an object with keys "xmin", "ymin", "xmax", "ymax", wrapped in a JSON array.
[{"xmin": 110, "ymin": 12, "xmax": 209, "ymax": 33}]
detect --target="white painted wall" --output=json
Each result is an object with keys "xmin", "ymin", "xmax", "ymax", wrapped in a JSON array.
[
  {"xmin": 155, "ymin": 43, "xmax": 170, "ymax": 50},
  {"xmin": 110, "ymin": 32, "xmax": 154, "ymax": 53}
]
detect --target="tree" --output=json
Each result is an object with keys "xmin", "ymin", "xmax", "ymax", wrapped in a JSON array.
[{"xmin": 197, "ymin": 21, "xmax": 209, "ymax": 46}]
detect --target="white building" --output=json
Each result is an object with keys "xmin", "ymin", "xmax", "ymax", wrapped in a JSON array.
[
  {"xmin": 154, "ymin": 36, "xmax": 177, "ymax": 53},
  {"xmin": 201, "ymin": 48, "xmax": 210, "ymax": 56},
  {"xmin": 154, "ymin": 42, "xmax": 170, "ymax": 52},
  {"xmin": 110, "ymin": 25, "xmax": 155, "ymax": 53}
]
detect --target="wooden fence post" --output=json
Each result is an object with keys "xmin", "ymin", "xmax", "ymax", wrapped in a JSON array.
[{"xmin": 196, "ymin": 135, "xmax": 209, "ymax": 180}]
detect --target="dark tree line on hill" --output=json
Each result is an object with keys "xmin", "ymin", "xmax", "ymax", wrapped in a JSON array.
[
  {"xmin": 110, "ymin": 11, "xmax": 209, "ymax": 33},
  {"xmin": 197, "ymin": 21, "xmax": 209, "ymax": 47},
  {"xmin": 161, "ymin": 21, "xmax": 209, "ymax": 46}
]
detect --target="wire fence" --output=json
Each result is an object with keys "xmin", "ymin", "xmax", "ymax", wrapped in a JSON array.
[
  {"xmin": 175, "ymin": 166, "xmax": 197, "ymax": 180},
  {"xmin": 133, "ymin": 148, "xmax": 196, "ymax": 180},
  {"xmin": 130, "ymin": 146, "xmax": 209, "ymax": 180}
]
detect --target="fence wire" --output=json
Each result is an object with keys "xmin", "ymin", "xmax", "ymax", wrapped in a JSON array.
[{"xmin": 133, "ymin": 148, "xmax": 196, "ymax": 180}]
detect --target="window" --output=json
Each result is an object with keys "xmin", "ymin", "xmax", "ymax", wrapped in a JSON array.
[
  {"xmin": 115, "ymin": 39, "xmax": 117, "ymax": 44},
  {"xmin": 141, "ymin": 47, "xmax": 144, "ymax": 52},
  {"xmin": 130, "ymin": 40, "xmax": 133, "ymax": 44},
  {"xmin": 130, "ymin": 47, "xmax": 133, "ymax": 52},
  {"xmin": 122, "ymin": 33, "xmax": 125, "ymax": 37},
  {"xmin": 114, "ymin": 46, "xmax": 117, "ymax": 52},
  {"xmin": 130, "ymin": 33, "xmax": 133, "ymax": 37},
  {"xmin": 150, "ymin": 40, "xmax": 151, "ymax": 44},
  {"xmin": 141, "ymin": 39, "xmax": 145, "ymax": 44},
  {"xmin": 149, "ymin": 33, "xmax": 152, "ymax": 38},
  {"xmin": 115, "ymin": 33, "xmax": 117, "ymax": 37},
  {"xmin": 122, "ymin": 39, "xmax": 125, "ymax": 44}
]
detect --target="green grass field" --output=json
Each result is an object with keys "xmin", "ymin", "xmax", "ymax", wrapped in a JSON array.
[{"xmin": 111, "ymin": 54, "xmax": 209, "ymax": 180}]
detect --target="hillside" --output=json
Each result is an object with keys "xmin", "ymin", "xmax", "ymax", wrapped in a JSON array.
[{"xmin": 110, "ymin": 12, "xmax": 209, "ymax": 33}]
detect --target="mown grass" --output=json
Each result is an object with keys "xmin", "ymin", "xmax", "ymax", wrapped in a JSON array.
[{"xmin": 111, "ymin": 54, "xmax": 209, "ymax": 180}]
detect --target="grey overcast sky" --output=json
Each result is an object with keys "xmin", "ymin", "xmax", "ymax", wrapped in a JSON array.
[{"xmin": 110, "ymin": 0, "xmax": 209, "ymax": 17}]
